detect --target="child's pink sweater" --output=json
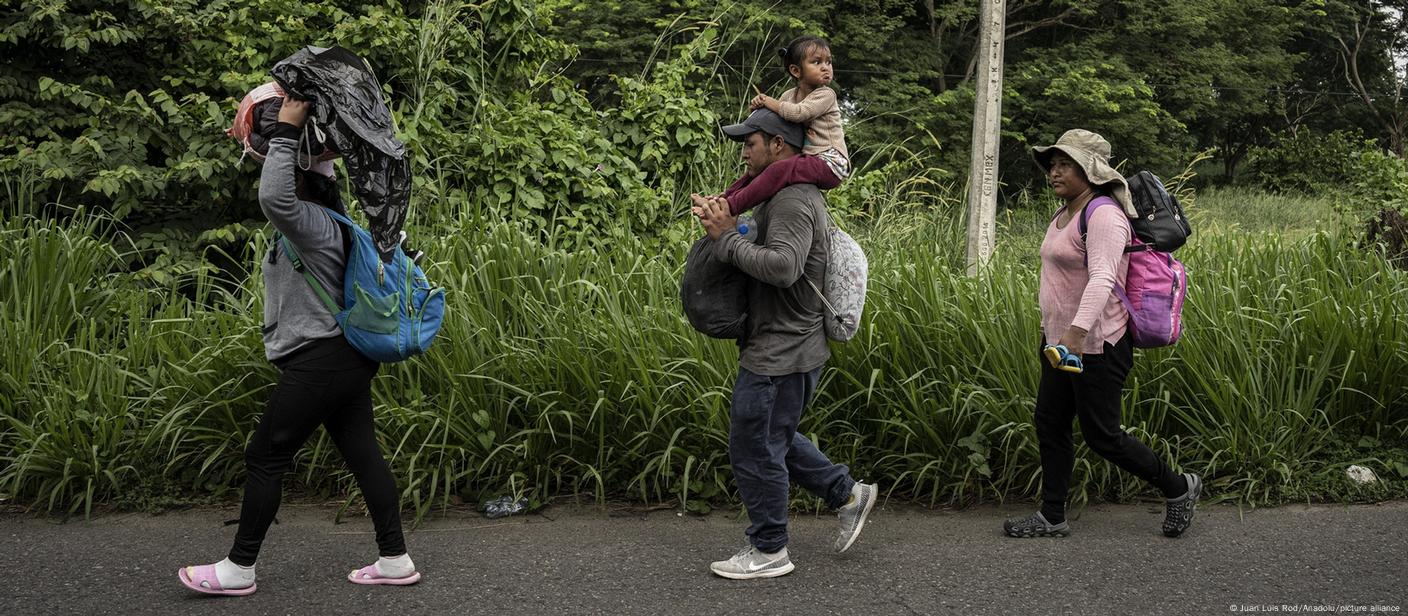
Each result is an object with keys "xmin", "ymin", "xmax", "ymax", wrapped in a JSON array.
[{"xmin": 1038, "ymin": 200, "xmax": 1130, "ymax": 355}]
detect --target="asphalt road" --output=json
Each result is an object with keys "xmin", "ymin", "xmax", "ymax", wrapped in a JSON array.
[{"xmin": 4, "ymin": 500, "xmax": 1406, "ymax": 615}]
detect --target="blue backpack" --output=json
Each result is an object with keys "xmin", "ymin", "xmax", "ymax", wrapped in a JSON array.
[{"xmin": 278, "ymin": 208, "xmax": 446, "ymax": 363}]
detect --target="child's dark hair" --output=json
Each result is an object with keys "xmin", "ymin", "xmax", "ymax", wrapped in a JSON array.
[{"xmin": 777, "ymin": 36, "xmax": 829, "ymax": 78}]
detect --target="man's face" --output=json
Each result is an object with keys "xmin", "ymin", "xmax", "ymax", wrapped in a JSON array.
[{"xmin": 741, "ymin": 132, "xmax": 786, "ymax": 177}]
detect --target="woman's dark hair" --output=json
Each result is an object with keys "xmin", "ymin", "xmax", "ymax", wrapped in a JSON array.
[
  {"xmin": 777, "ymin": 36, "xmax": 829, "ymax": 78},
  {"xmin": 297, "ymin": 169, "xmax": 348, "ymax": 217}
]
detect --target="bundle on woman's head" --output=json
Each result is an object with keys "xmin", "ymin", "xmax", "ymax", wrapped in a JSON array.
[{"xmin": 227, "ymin": 82, "xmax": 337, "ymax": 179}]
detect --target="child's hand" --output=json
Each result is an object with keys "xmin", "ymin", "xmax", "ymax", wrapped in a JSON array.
[
  {"xmin": 749, "ymin": 94, "xmax": 776, "ymax": 111},
  {"xmin": 689, "ymin": 193, "xmax": 710, "ymax": 218}
]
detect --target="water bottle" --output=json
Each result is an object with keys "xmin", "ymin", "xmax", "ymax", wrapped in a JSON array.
[{"xmin": 736, "ymin": 213, "xmax": 758, "ymax": 243}]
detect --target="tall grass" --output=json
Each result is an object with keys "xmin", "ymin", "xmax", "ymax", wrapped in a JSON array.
[
  {"xmin": 1191, "ymin": 187, "xmax": 1341, "ymax": 240},
  {"xmin": 2, "ymin": 190, "xmax": 1406, "ymax": 518}
]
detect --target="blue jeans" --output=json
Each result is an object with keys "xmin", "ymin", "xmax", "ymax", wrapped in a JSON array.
[{"xmin": 729, "ymin": 367, "xmax": 855, "ymax": 553}]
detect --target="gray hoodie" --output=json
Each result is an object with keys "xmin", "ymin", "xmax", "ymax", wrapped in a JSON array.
[{"xmin": 258, "ymin": 136, "xmax": 348, "ymax": 361}]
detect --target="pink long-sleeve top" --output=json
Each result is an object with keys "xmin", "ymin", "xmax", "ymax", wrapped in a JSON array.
[{"xmin": 1038, "ymin": 199, "xmax": 1131, "ymax": 355}]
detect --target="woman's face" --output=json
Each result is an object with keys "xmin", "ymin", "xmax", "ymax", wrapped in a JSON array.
[{"xmin": 1047, "ymin": 152, "xmax": 1091, "ymax": 201}]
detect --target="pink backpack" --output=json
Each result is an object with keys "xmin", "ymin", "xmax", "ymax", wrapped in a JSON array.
[{"xmin": 1081, "ymin": 196, "xmax": 1187, "ymax": 348}]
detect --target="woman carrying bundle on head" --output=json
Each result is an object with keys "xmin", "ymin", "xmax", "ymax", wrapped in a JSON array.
[{"xmin": 177, "ymin": 95, "xmax": 420, "ymax": 596}]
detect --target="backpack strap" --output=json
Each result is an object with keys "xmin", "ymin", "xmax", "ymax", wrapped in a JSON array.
[
  {"xmin": 273, "ymin": 205, "xmax": 352, "ymax": 316},
  {"xmin": 1079, "ymin": 197, "xmax": 1142, "ymax": 255},
  {"xmin": 1077, "ymin": 196, "xmax": 1117, "ymax": 241},
  {"xmin": 806, "ymin": 277, "xmax": 840, "ymax": 316},
  {"xmin": 277, "ymin": 233, "xmax": 342, "ymax": 315}
]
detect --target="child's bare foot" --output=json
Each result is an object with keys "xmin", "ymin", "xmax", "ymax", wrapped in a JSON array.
[{"xmin": 690, "ymin": 193, "xmax": 712, "ymax": 217}]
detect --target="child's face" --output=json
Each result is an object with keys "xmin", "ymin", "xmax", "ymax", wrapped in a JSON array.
[{"xmin": 790, "ymin": 44, "xmax": 833, "ymax": 88}]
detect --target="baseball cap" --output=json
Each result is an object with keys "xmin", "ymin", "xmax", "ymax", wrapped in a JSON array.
[{"xmin": 720, "ymin": 108, "xmax": 806, "ymax": 149}]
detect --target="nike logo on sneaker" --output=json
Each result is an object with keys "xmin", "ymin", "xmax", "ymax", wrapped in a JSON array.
[{"xmin": 741, "ymin": 556, "xmax": 780, "ymax": 572}]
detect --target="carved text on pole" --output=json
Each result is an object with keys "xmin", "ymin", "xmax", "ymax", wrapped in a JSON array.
[{"xmin": 964, "ymin": 0, "xmax": 1004, "ymax": 276}]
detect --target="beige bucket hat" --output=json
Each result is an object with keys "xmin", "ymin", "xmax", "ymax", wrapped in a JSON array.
[{"xmin": 1032, "ymin": 129, "xmax": 1135, "ymax": 216}]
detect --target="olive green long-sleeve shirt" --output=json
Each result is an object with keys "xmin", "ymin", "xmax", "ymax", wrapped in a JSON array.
[{"xmin": 715, "ymin": 183, "xmax": 830, "ymax": 376}]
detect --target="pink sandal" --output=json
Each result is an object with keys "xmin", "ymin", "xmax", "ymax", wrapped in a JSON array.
[
  {"xmin": 178, "ymin": 564, "xmax": 257, "ymax": 596},
  {"xmin": 347, "ymin": 564, "xmax": 421, "ymax": 586}
]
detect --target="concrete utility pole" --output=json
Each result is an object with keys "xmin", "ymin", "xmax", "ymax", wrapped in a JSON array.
[{"xmin": 965, "ymin": 0, "xmax": 1006, "ymax": 276}]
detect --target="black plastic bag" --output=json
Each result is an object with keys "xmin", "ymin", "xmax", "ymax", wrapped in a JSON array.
[
  {"xmin": 271, "ymin": 46, "xmax": 409, "ymax": 261},
  {"xmin": 680, "ymin": 236, "xmax": 749, "ymax": 339}
]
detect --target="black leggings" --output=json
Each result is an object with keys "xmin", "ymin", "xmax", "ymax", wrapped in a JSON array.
[
  {"xmin": 228, "ymin": 336, "xmax": 406, "ymax": 566},
  {"xmin": 1034, "ymin": 333, "xmax": 1185, "ymax": 520}
]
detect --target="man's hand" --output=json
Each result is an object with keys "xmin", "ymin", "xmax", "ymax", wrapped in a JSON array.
[
  {"xmin": 277, "ymin": 96, "xmax": 311, "ymax": 128},
  {"xmin": 693, "ymin": 194, "xmax": 736, "ymax": 241}
]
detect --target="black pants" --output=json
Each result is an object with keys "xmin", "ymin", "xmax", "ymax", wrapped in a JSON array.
[
  {"xmin": 228, "ymin": 336, "xmax": 406, "ymax": 566},
  {"xmin": 1035, "ymin": 333, "xmax": 1184, "ymax": 514}
]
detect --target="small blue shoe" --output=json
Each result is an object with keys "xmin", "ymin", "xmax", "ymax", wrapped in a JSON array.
[{"xmin": 1042, "ymin": 344, "xmax": 1084, "ymax": 373}]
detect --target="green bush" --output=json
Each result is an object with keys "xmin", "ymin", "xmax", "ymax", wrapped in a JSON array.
[
  {"xmin": 0, "ymin": 0, "xmax": 733, "ymax": 253},
  {"xmin": 1348, "ymin": 147, "xmax": 1408, "ymax": 218},
  {"xmin": 1246, "ymin": 130, "xmax": 1373, "ymax": 195}
]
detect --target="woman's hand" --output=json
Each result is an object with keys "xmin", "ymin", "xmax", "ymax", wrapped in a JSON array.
[
  {"xmin": 277, "ymin": 96, "xmax": 311, "ymax": 128},
  {"xmin": 1058, "ymin": 325, "xmax": 1088, "ymax": 360}
]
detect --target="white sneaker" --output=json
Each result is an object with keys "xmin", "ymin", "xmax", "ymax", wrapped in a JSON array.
[
  {"xmin": 835, "ymin": 482, "xmax": 877, "ymax": 553},
  {"xmin": 709, "ymin": 545, "xmax": 795, "ymax": 580}
]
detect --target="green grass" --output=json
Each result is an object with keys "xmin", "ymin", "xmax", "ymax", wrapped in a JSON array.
[
  {"xmin": 1189, "ymin": 186, "xmax": 1341, "ymax": 240},
  {"xmin": 2, "ymin": 185, "xmax": 1406, "ymax": 519}
]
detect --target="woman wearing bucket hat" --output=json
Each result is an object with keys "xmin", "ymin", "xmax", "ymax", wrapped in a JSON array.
[{"xmin": 1003, "ymin": 129, "xmax": 1201, "ymax": 539}]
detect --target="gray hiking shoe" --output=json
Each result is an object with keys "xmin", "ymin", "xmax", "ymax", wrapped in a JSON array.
[
  {"xmin": 834, "ymin": 482, "xmax": 877, "ymax": 553},
  {"xmin": 1003, "ymin": 511, "xmax": 1070, "ymax": 538},
  {"xmin": 1162, "ymin": 473, "xmax": 1202, "ymax": 537},
  {"xmin": 709, "ymin": 545, "xmax": 794, "ymax": 580}
]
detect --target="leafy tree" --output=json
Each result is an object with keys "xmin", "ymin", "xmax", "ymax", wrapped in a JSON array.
[{"xmin": 1323, "ymin": 0, "xmax": 1408, "ymax": 155}]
